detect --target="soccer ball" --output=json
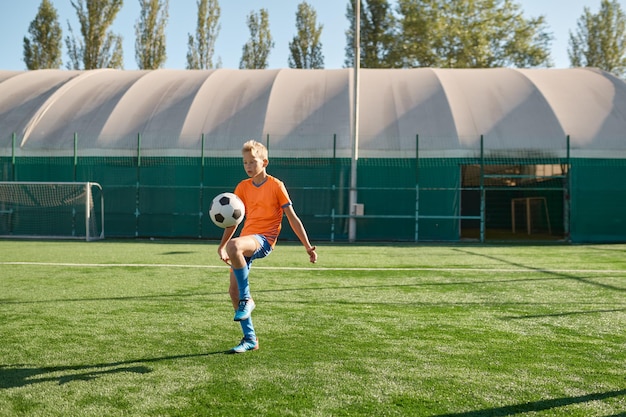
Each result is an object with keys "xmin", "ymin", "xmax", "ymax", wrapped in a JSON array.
[{"xmin": 209, "ymin": 192, "xmax": 245, "ymax": 228}]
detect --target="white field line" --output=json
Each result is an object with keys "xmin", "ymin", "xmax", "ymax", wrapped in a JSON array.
[{"xmin": 0, "ymin": 261, "xmax": 624, "ymax": 274}]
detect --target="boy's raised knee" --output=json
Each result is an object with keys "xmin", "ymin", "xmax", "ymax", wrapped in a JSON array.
[{"xmin": 225, "ymin": 239, "xmax": 241, "ymax": 257}]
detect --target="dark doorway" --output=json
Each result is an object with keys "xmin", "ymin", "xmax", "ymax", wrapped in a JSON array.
[{"xmin": 460, "ymin": 164, "xmax": 566, "ymax": 241}]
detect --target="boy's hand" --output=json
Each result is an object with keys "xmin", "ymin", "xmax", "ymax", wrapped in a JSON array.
[
  {"xmin": 306, "ymin": 246, "xmax": 317, "ymax": 263},
  {"xmin": 218, "ymin": 246, "xmax": 230, "ymax": 265}
]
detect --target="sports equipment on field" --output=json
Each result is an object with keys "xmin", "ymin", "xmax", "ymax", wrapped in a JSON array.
[
  {"xmin": 0, "ymin": 181, "xmax": 104, "ymax": 241},
  {"xmin": 209, "ymin": 192, "xmax": 245, "ymax": 228}
]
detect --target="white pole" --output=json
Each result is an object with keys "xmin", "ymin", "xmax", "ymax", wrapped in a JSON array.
[
  {"xmin": 85, "ymin": 182, "xmax": 91, "ymax": 241},
  {"xmin": 348, "ymin": 0, "xmax": 360, "ymax": 242}
]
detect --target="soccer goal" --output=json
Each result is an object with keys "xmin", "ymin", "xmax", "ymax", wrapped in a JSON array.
[{"xmin": 0, "ymin": 182, "xmax": 104, "ymax": 241}]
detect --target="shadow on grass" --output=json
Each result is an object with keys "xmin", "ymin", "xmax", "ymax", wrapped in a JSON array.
[
  {"xmin": 0, "ymin": 291, "xmax": 226, "ymax": 305},
  {"xmin": 452, "ymin": 248, "xmax": 626, "ymax": 293},
  {"xmin": 0, "ymin": 351, "xmax": 224, "ymax": 389},
  {"xmin": 434, "ymin": 389, "xmax": 626, "ymax": 416},
  {"xmin": 161, "ymin": 251, "xmax": 197, "ymax": 255},
  {"xmin": 503, "ymin": 307, "xmax": 626, "ymax": 319}
]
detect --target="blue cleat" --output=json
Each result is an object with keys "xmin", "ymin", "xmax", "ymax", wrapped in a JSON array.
[
  {"xmin": 234, "ymin": 298, "xmax": 255, "ymax": 321},
  {"xmin": 228, "ymin": 337, "xmax": 259, "ymax": 354}
]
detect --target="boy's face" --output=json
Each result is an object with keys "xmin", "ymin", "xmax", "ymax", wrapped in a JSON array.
[{"xmin": 242, "ymin": 150, "xmax": 267, "ymax": 178}]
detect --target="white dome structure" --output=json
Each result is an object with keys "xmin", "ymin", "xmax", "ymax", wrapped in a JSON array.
[
  {"xmin": 0, "ymin": 68, "xmax": 625, "ymax": 157},
  {"xmin": 0, "ymin": 68, "xmax": 624, "ymax": 243}
]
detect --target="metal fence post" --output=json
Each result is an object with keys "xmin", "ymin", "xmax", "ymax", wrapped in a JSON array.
[
  {"xmin": 415, "ymin": 134, "xmax": 420, "ymax": 242},
  {"xmin": 480, "ymin": 134, "xmax": 485, "ymax": 243}
]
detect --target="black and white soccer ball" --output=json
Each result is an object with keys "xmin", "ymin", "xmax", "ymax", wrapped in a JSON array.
[{"xmin": 209, "ymin": 192, "xmax": 245, "ymax": 228}]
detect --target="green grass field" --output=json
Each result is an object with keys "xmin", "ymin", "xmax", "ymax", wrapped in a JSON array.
[{"xmin": 0, "ymin": 240, "xmax": 624, "ymax": 417}]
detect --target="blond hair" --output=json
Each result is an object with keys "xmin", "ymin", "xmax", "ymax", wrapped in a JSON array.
[{"xmin": 242, "ymin": 140, "xmax": 268, "ymax": 160}]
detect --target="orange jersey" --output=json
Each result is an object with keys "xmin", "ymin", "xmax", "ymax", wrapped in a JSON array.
[{"xmin": 234, "ymin": 175, "xmax": 291, "ymax": 246}]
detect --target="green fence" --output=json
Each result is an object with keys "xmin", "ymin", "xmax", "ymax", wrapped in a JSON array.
[{"xmin": 1, "ymin": 133, "xmax": 625, "ymax": 243}]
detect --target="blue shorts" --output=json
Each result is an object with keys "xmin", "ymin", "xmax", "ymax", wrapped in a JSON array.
[{"xmin": 244, "ymin": 234, "xmax": 272, "ymax": 266}]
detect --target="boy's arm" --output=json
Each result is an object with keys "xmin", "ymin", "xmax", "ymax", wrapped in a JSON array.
[
  {"xmin": 217, "ymin": 225, "xmax": 237, "ymax": 264},
  {"xmin": 284, "ymin": 205, "xmax": 317, "ymax": 263}
]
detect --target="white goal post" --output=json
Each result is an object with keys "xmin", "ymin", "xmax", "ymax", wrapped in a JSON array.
[{"xmin": 0, "ymin": 182, "xmax": 104, "ymax": 241}]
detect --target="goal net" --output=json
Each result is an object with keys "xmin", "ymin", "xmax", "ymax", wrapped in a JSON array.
[{"xmin": 0, "ymin": 182, "xmax": 104, "ymax": 241}]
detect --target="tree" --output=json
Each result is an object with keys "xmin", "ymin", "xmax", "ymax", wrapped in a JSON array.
[
  {"xmin": 356, "ymin": 0, "xmax": 553, "ymax": 69},
  {"xmin": 436, "ymin": 0, "xmax": 552, "ymax": 68},
  {"xmin": 23, "ymin": 0, "xmax": 63, "ymax": 69},
  {"xmin": 394, "ymin": 0, "xmax": 440, "ymax": 68},
  {"xmin": 344, "ymin": 0, "xmax": 396, "ymax": 68},
  {"xmin": 569, "ymin": 0, "xmax": 626, "ymax": 77},
  {"xmin": 240, "ymin": 9, "xmax": 274, "ymax": 69},
  {"xmin": 65, "ymin": 0, "xmax": 124, "ymax": 70},
  {"xmin": 288, "ymin": 2, "xmax": 324, "ymax": 69},
  {"xmin": 186, "ymin": 0, "xmax": 221, "ymax": 69},
  {"xmin": 400, "ymin": 0, "xmax": 553, "ymax": 68},
  {"xmin": 135, "ymin": 0, "xmax": 169, "ymax": 69}
]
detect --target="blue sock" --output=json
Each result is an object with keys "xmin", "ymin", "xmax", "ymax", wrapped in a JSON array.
[
  {"xmin": 232, "ymin": 266, "xmax": 251, "ymax": 300},
  {"xmin": 240, "ymin": 317, "xmax": 256, "ymax": 340}
]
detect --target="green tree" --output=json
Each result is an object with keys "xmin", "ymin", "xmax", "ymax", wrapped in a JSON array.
[
  {"xmin": 239, "ymin": 9, "xmax": 274, "ymax": 69},
  {"xmin": 288, "ymin": 2, "xmax": 324, "ymax": 69},
  {"xmin": 569, "ymin": 0, "xmax": 626, "ymax": 77},
  {"xmin": 186, "ymin": 0, "xmax": 221, "ymax": 69},
  {"xmin": 393, "ymin": 0, "xmax": 552, "ymax": 68},
  {"xmin": 394, "ymin": 0, "xmax": 440, "ymax": 68},
  {"xmin": 23, "ymin": 0, "xmax": 63, "ymax": 69},
  {"xmin": 345, "ymin": 0, "xmax": 396, "ymax": 68},
  {"xmin": 24, "ymin": 0, "xmax": 62, "ymax": 70},
  {"xmin": 135, "ymin": 0, "xmax": 169, "ymax": 69},
  {"xmin": 65, "ymin": 0, "xmax": 124, "ymax": 70}
]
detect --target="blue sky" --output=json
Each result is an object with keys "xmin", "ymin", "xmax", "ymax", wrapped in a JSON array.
[{"xmin": 1, "ymin": 0, "xmax": 624, "ymax": 70}]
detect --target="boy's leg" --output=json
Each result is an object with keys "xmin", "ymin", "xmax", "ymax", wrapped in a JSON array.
[
  {"xmin": 232, "ymin": 265, "xmax": 251, "ymax": 300},
  {"xmin": 228, "ymin": 270, "xmax": 256, "ymax": 342},
  {"xmin": 228, "ymin": 269, "xmax": 257, "ymax": 353},
  {"xmin": 228, "ymin": 270, "xmax": 239, "ymax": 310},
  {"xmin": 232, "ymin": 266, "xmax": 255, "ymax": 321},
  {"xmin": 228, "ymin": 327, "xmax": 258, "ymax": 353},
  {"xmin": 226, "ymin": 235, "xmax": 264, "ymax": 321},
  {"xmin": 229, "ymin": 269, "xmax": 254, "ymax": 320},
  {"xmin": 226, "ymin": 235, "xmax": 272, "ymax": 352},
  {"xmin": 226, "ymin": 235, "xmax": 260, "ymax": 269},
  {"xmin": 226, "ymin": 235, "xmax": 258, "ymax": 301},
  {"xmin": 239, "ymin": 317, "xmax": 256, "ymax": 341}
]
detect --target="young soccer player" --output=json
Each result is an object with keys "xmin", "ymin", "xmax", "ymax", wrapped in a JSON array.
[{"xmin": 217, "ymin": 140, "xmax": 318, "ymax": 353}]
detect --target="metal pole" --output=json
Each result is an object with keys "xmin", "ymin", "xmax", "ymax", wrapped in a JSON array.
[
  {"xmin": 73, "ymin": 132, "xmax": 78, "ymax": 181},
  {"xmin": 73, "ymin": 133, "xmax": 78, "ymax": 235},
  {"xmin": 348, "ymin": 0, "xmax": 361, "ymax": 242},
  {"xmin": 480, "ymin": 134, "xmax": 485, "ymax": 243},
  {"xmin": 85, "ymin": 182, "xmax": 91, "ymax": 241},
  {"xmin": 415, "ymin": 134, "xmax": 419, "ymax": 242},
  {"xmin": 137, "ymin": 132, "xmax": 142, "ymax": 169},
  {"xmin": 331, "ymin": 134, "xmax": 337, "ymax": 242},
  {"xmin": 135, "ymin": 133, "xmax": 141, "ymax": 237},
  {"xmin": 201, "ymin": 132, "xmax": 206, "ymax": 167},
  {"xmin": 565, "ymin": 134, "xmax": 571, "ymax": 242},
  {"xmin": 11, "ymin": 132, "xmax": 16, "ymax": 180},
  {"xmin": 199, "ymin": 133, "xmax": 205, "ymax": 238}
]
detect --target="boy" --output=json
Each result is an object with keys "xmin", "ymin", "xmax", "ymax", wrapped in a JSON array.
[{"xmin": 217, "ymin": 140, "xmax": 318, "ymax": 353}]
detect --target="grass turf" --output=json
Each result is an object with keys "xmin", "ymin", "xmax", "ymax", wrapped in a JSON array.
[{"xmin": 0, "ymin": 240, "xmax": 624, "ymax": 416}]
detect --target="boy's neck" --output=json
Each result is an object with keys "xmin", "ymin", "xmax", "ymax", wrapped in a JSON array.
[{"xmin": 252, "ymin": 172, "xmax": 268, "ymax": 185}]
